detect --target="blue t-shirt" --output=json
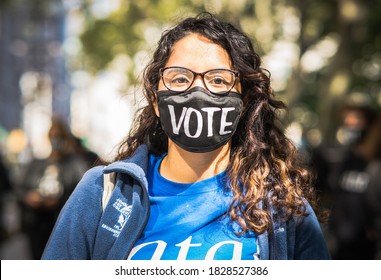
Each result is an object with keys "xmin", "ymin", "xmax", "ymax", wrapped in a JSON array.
[{"xmin": 128, "ymin": 153, "xmax": 258, "ymax": 260}]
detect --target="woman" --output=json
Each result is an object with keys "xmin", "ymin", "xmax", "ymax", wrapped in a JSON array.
[{"xmin": 42, "ymin": 13, "xmax": 330, "ymax": 260}]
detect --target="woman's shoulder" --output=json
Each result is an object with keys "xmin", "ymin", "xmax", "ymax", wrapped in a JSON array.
[
  {"xmin": 82, "ymin": 165, "xmax": 105, "ymax": 180},
  {"xmin": 293, "ymin": 198, "xmax": 321, "ymax": 228},
  {"xmin": 71, "ymin": 165, "xmax": 105, "ymax": 200}
]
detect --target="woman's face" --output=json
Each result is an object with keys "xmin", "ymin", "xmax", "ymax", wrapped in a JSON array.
[
  {"xmin": 153, "ymin": 33, "xmax": 243, "ymax": 153},
  {"xmin": 155, "ymin": 33, "xmax": 241, "ymax": 116}
]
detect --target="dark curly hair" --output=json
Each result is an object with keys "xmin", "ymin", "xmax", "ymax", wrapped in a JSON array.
[{"xmin": 114, "ymin": 12, "xmax": 326, "ymax": 235}]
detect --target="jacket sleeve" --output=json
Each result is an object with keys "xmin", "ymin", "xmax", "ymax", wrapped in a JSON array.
[
  {"xmin": 293, "ymin": 202, "xmax": 331, "ymax": 260},
  {"xmin": 41, "ymin": 166, "xmax": 104, "ymax": 260}
]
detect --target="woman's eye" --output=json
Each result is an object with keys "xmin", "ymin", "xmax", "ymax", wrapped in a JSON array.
[
  {"xmin": 209, "ymin": 77, "xmax": 229, "ymax": 86},
  {"xmin": 171, "ymin": 76, "xmax": 190, "ymax": 84},
  {"xmin": 214, "ymin": 78, "xmax": 227, "ymax": 84}
]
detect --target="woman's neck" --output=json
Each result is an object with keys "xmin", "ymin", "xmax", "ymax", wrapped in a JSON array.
[{"xmin": 159, "ymin": 141, "xmax": 231, "ymax": 183}]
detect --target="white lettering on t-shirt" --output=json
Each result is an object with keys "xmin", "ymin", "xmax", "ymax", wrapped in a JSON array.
[
  {"xmin": 205, "ymin": 240, "xmax": 242, "ymax": 260},
  {"xmin": 128, "ymin": 235, "xmax": 244, "ymax": 260},
  {"xmin": 176, "ymin": 236, "xmax": 202, "ymax": 260},
  {"xmin": 127, "ymin": 240, "xmax": 166, "ymax": 260}
]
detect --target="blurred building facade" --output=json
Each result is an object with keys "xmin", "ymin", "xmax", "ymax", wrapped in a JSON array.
[{"xmin": 0, "ymin": 0, "xmax": 70, "ymax": 158}]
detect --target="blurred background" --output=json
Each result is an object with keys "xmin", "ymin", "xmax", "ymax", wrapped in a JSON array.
[{"xmin": 0, "ymin": 0, "xmax": 380, "ymax": 259}]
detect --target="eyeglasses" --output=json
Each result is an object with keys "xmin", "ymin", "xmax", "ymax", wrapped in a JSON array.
[{"xmin": 160, "ymin": 66, "xmax": 239, "ymax": 95}]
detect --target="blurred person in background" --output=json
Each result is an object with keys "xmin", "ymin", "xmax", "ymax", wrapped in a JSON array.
[
  {"xmin": 313, "ymin": 103, "xmax": 379, "ymax": 259},
  {"xmin": 0, "ymin": 152, "xmax": 12, "ymax": 243},
  {"xmin": 72, "ymin": 136, "xmax": 100, "ymax": 168},
  {"xmin": 364, "ymin": 113, "xmax": 381, "ymax": 259},
  {"xmin": 16, "ymin": 116, "xmax": 90, "ymax": 259}
]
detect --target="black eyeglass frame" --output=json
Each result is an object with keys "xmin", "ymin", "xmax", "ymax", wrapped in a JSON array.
[{"xmin": 159, "ymin": 66, "xmax": 240, "ymax": 95}]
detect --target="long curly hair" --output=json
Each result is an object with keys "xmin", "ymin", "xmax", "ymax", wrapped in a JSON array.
[{"xmin": 115, "ymin": 13, "xmax": 326, "ymax": 235}]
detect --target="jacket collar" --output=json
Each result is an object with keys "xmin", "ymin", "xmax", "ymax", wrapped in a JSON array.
[
  {"xmin": 103, "ymin": 144, "xmax": 149, "ymax": 174},
  {"xmin": 102, "ymin": 144, "xmax": 150, "ymax": 191}
]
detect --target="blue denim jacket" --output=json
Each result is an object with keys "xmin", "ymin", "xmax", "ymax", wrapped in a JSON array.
[{"xmin": 42, "ymin": 145, "xmax": 330, "ymax": 260}]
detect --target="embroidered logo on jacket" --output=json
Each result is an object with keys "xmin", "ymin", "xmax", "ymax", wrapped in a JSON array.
[{"xmin": 101, "ymin": 198, "xmax": 132, "ymax": 237}]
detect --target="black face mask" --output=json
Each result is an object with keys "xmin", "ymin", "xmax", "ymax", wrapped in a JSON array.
[{"xmin": 157, "ymin": 87, "xmax": 243, "ymax": 153}]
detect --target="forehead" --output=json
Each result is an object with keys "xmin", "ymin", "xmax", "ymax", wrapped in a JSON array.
[{"xmin": 165, "ymin": 33, "xmax": 233, "ymax": 71}]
